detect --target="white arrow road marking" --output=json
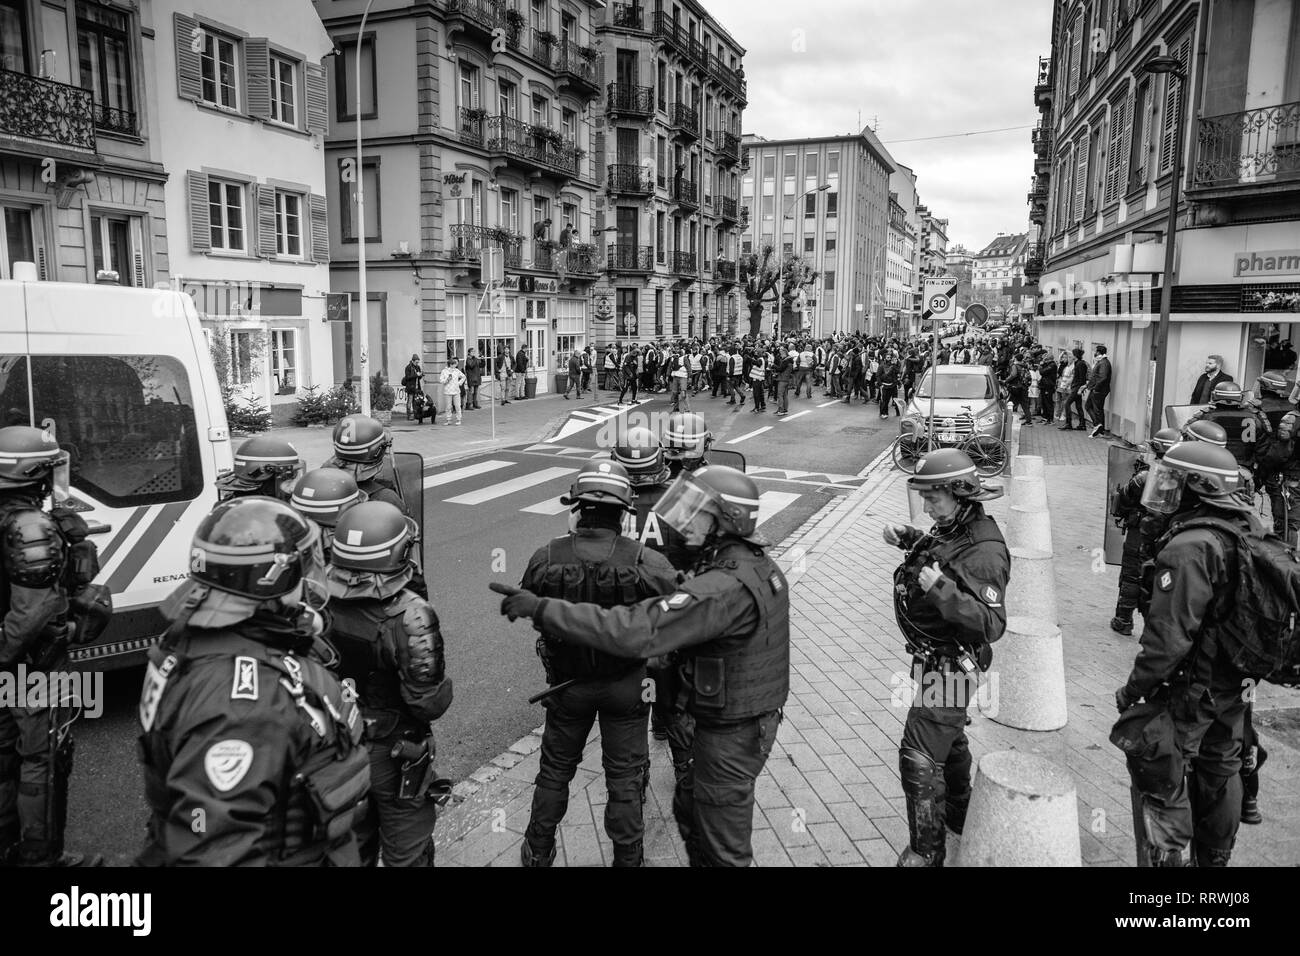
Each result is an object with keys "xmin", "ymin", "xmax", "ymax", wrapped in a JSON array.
[
  {"xmin": 423, "ymin": 460, "xmax": 515, "ymax": 489},
  {"xmin": 756, "ymin": 492, "xmax": 801, "ymax": 527},
  {"xmin": 444, "ymin": 467, "xmax": 578, "ymax": 505}
]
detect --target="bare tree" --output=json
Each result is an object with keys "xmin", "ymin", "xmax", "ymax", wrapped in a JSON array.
[{"xmin": 738, "ymin": 244, "xmax": 820, "ymax": 337}]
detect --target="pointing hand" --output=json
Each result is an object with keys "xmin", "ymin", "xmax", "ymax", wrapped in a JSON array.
[{"xmin": 489, "ymin": 582, "xmax": 541, "ymax": 622}]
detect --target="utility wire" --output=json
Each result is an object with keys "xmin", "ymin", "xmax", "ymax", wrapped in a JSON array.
[{"xmin": 881, "ymin": 124, "xmax": 1034, "ymax": 144}]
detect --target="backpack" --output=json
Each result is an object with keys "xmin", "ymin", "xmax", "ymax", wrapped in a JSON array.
[{"xmin": 1154, "ymin": 515, "xmax": 1300, "ymax": 687}]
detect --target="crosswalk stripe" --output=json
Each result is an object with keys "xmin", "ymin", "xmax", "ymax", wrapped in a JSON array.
[
  {"xmin": 568, "ymin": 411, "xmax": 603, "ymax": 421},
  {"xmin": 524, "ymin": 443, "xmax": 564, "ymax": 452},
  {"xmin": 729, "ymin": 426, "xmax": 772, "ymax": 444},
  {"xmin": 781, "ymin": 410, "xmax": 812, "ymax": 422},
  {"xmin": 817, "ymin": 400, "xmax": 840, "ymax": 408},
  {"xmin": 422, "ymin": 460, "xmax": 515, "ymax": 489},
  {"xmin": 444, "ymin": 466, "xmax": 578, "ymax": 505},
  {"xmin": 757, "ymin": 491, "xmax": 801, "ymax": 527},
  {"xmin": 521, "ymin": 495, "xmax": 571, "ymax": 515}
]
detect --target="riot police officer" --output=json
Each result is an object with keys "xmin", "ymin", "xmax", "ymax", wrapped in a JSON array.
[
  {"xmin": 0, "ymin": 426, "xmax": 103, "ymax": 867},
  {"xmin": 493, "ymin": 465, "xmax": 789, "ymax": 867},
  {"xmin": 137, "ymin": 497, "xmax": 369, "ymax": 866},
  {"xmin": 326, "ymin": 501, "xmax": 453, "ymax": 867},
  {"xmin": 1115, "ymin": 441, "xmax": 1264, "ymax": 866},
  {"xmin": 1185, "ymin": 381, "xmax": 1272, "ymax": 480},
  {"xmin": 216, "ymin": 436, "xmax": 303, "ymax": 501},
  {"xmin": 1180, "ymin": 418, "xmax": 1229, "ymax": 447},
  {"xmin": 287, "ymin": 467, "xmax": 368, "ymax": 560},
  {"xmin": 661, "ymin": 411, "xmax": 713, "ymax": 479},
  {"xmin": 1109, "ymin": 428, "xmax": 1180, "ymax": 636},
  {"xmin": 883, "ymin": 449, "xmax": 1010, "ymax": 867},
  {"xmin": 1255, "ymin": 372, "xmax": 1299, "ymax": 543},
  {"xmin": 513, "ymin": 461, "xmax": 678, "ymax": 867}
]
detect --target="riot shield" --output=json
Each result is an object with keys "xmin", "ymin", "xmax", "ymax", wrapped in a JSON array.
[
  {"xmin": 1103, "ymin": 443, "xmax": 1144, "ymax": 565},
  {"xmin": 391, "ymin": 451, "xmax": 426, "ymax": 542},
  {"xmin": 1165, "ymin": 404, "xmax": 1212, "ymax": 432},
  {"xmin": 707, "ymin": 449, "xmax": 746, "ymax": 472}
]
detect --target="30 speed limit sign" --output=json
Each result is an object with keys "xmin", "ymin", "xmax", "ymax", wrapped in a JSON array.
[{"xmin": 923, "ymin": 277, "xmax": 958, "ymax": 329}]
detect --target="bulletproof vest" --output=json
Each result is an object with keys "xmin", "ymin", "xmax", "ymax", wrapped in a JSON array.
[
  {"xmin": 1204, "ymin": 408, "xmax": 1264, "ymax": 465},
  {"xmin": 685, "ymin": 542, "xmax": 790, "ymax": 720},
  {"xmin": 328, "ymin": 594, "xmax": 421, "ymax": 736},
  {"xmin": 137, "ymin": 628, "xmax": 367, "ymax": 866},
  {"xmin": 534, "ymin": 532, "xmax": 657, "ymax": 681}
]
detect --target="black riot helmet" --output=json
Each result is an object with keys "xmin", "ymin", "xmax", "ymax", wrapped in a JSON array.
[
  {"xmin": 216, "ymin": 436, "xmax": 303, "ymax": 500},
  {"xmin": 190, "ymin": 497, "xmax": 325, "ymax": 601}
]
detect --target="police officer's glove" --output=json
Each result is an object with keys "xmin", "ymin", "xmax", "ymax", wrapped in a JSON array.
[
  {"xmin": 1115, "ymin": 686, "xmax": 1138, "ymax": 714},
  {"xmin": 489, "ymin": 583, "xmax": 545, "ymax": 623}
]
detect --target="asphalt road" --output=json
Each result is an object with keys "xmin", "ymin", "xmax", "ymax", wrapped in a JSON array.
[{"xmin": 66, "ymin": 381, "xmax": 900, "ymax": 864}]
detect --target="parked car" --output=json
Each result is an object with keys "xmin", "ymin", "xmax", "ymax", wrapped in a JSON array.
[{"xmin": 901, "ymin": 364, "xmax": 1009, "ymax": 444}]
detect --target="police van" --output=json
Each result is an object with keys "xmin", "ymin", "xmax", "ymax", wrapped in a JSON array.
[{"xmin": 0, "ymin": 269, "xmax": 232, "ymax": 670}]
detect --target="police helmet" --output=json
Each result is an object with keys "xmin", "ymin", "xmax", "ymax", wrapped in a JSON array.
[
  {"xmin": 332, "ymin": 414, "xmax": 392, "ymax": 464},
  {"xmin": 287, "ymin": 467, "xmax": 368, "ymax": 527},
  {"xmin": 662, "ymin": 411, "xmax": 712, "ymax": 464},
  {"xmin": 1211, "ymin": 382, "xmax": 1245, "ymax": 407},
  {"xmin": 654, "ymin": 465, "xmax": 762, "ymax": 541},
  {"xmin": 560, "ymin": 460, "xmax": 635, "ymax": 512},
  {"xmin": 329, "ymin": 500, "xmax": 418, "ymax": 575},
  {"xmin": 1149, "ymin": 427, "xmax": 1181, "ymax": 459},
  {"xmin": 907, "ymin": 449, "xmax": 985, "ymax": 499},
  {"xmin": 0, "ymin": 425, "xmax": 66, "ymax": 491},
  {"xmin": 1181, "ymin": 419, "xmax": 1228, "ymax": 447},
  {"xmin": 1140, "ymin": 441, "xmax": 1242, "ymax": 515},
  {"xmin": 612, "ymin": 426, "xmax": 669, "ymax": 487},
  {"xmin": 1258, "ymin": 372, "xmax": 1290, "ymax": 398},
  {"xmin": 217, "ymin": 435, "xmax": 302, "ymax": 498},
  {"xmin": 190, "ymin": 497, "xmax": 323, "ymax": 600}
]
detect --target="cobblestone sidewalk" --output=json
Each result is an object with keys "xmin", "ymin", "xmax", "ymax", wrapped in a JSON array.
[{"xmin": 433, "ymin": 428, "xmax": 1300, "ymax": 866}]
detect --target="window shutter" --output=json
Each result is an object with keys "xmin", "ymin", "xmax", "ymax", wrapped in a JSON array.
[
  {"xmin": 187, "ymin": 170, "xmax": 211, "ymax": 252},
  {"xmin": 1158, "ymin": 38, "xmax": 1191, "ymax": 174},
  {"xmin": 36, "ymin": 245, "xmax": 47, "ymax": 281},
  {"xmin": 1067, "ymin": 16, "xmax": 1082, "ymax": 94},
  {"xmin": 130, "ymin": 217, "xmax": 146, "ymax": 286},
  {"xmin": 257, "ymin": 185, "xmax": 277, "ymax": 257},
  {"xmin": 595, "ymin": 52, "xmax": 605, "ymax": 90},
  {"xmin": 245, "ymin": 39, "xmax": 271, "ymax": 119},
  {"xmin": 1104, "ymin": 93, "xmax": 1128, "ymax": 204},
  {"xmin": 174, "ymin": 13, "xmax": 202, "ymax": 101},
  {"xmin": 1072, "ymin": 137, "xmax": 1088, "ymax": 223},
  {"xmin": 309, "ymin": 193, "xmax": 329, "ymax": 263},
  {"xmin": 305, "ymin": 63, "xmax": 328, "ymax": 134},
  {"xmin": 594, "ymin": 131, "xmax": 604, "ymax": 184}
]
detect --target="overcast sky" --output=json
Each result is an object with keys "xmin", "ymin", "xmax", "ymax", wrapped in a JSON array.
[{"xmin": 706, "ymin": 0, "xmax": 1054, "ymax": 252}]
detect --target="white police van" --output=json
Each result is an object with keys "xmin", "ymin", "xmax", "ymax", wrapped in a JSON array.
[{"xmin": 0, "ymin": 268, "xmax": 232, "ymax": 669}]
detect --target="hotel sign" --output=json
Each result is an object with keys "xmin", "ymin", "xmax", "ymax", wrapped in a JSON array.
[{"xmin": 1234, "ymin": 249, "xmax": 1300, "ymax": 278}]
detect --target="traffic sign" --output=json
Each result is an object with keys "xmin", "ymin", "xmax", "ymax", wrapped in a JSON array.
[
  {"xmin": 966, "ymin": 303, "xmax": 989, "ymax": 328},
  {"xmin": 922, "ymin": 277, "xmax": 958, "ymax": 330},
  {"xmin": 325, "ymin": 292, "xmax": 350, "ymax": 323}
]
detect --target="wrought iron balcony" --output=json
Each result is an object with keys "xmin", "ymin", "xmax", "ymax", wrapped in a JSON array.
[
  {"xmin": 607, "ymin": 82, "xmax": 654, "ymax": 117},
  {"xmin": 607, "ymin": 244, "xmax": 654, "ymax": 272},
  {"xmin": 670, "ymin": 177, "xmax": 698, "ymax": 208},
  {"xmin": 670, "ymin": 102, "xmax": 699, "ymax": 141},
  {"xmin": 672, "ymin": 250, "xmax": 698, "ymax": 275},
  {"xmin": 449, "ymin": 223, "xmax": 493, "ymax": 262},
  {"xmin": 564, "ymin": 243, "xmax": 599, "ymax": 276},
  {"xmin": 715, "ymin": 260, "xmax": 736, "ymax": 283},
  {"xmin": 718, "ymin": 196, "xmax": 738, "ymax": 221},
  {"xmin": 607, "ymin": 162, "xmax": 654, "ymax": 195},
  {"xmin": 458, "ymin": 106, "xmax": 486, "ymax": 147},
  {"xmin": 718, "ymin": 130, "xmax": 740, "ymax": 165},
  {"xmin": 94, "ymin": 102, "xmax": 138, "ymax": 136},
  {"xmin": 0, "ymin": 67, "xmax": 96, "ymax": 152},
  {"xmin": 1031, "ymin": 125, "xmax": 1052, "ymax": 155},
  {"xmin": 524, "ymin": 29, "xmax": 556, "ymax": 70},
  {"xmin": 1034, "ymin": 55, "xmax": 1053, "ymax": 107},
  {"xmin": 498, "ymin": 232, "xmax": 523, "ymax": 269},
  {"xmin": 610, "ymin": 3, "xmax": 643, "ymax": 30},
  {"xmin": 653, "ymin": 12, "xmax": 707, "ymax": 68},
  {"xmin": 486, "ymin": 114, "xmax": 578, "ymax": 177},
  {"xmin": 709, "ymin": 55, "xmax": 743, "ymax": 96},
  {"xmin": 533, "ymin": 243, "xmax": 555, "ymax": 271},
  {"xmin": 557, "ymin": 42, "xmax": 599, "ymax": 96},
  {"xmin": 1191, "ymin": 101, "xmax": 1300, "ymax": 192},
  {"xmin": 445, "ymin": 0, "xmax": 504, "ymax": 43}
]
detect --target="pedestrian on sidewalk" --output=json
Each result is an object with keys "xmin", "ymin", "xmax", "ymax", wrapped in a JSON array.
[
  {"xmin": 1060, "ymin": 348, "xmax": 1087, "ymax": 429},
  {"xmin": 492, "ymin": 465, "xmax": 790, "ymax": 867},
  {"xmin": 402, "ymin": 353, "xmax": 424, "ymax": 421},
  {"xmin": 563, "ymin": 350, "xmax": 582, "ymax": 400},
  {"xmin": 581, "ymin": 345, "xmax": 595, "ymax": 395},
  {"xmin": 496, "ymin": 347, "xmax": 513, "ymax": 406},
  {"xmin": 514, "ymin": 344, "xmax": 530, "ymax": 400},
  {"xmin": 439, "ymin": 358, "xmax": 466, "ymax": 425},
  {"xmin": 883, "ymin": 450, "xmax": 1009, "ymax": 867},
  {"xmin": 1037, "ymin": 352, "xmax": 1057, "ymax": 423},
  {"xmin": 1085, "ymin": 345, "xmax": 1112, "ymax": 437},
  {"xmin": 503, "ymin": 462, "xmax": 679, "ymax": 868},
  {"xmin": 465, "ymin": 349, "xmax": 483, "ymax": 410}
]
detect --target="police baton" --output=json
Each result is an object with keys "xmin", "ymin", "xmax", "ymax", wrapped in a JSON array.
[{"xmin": 528, "ymin": 679, "xmax": 579, "ymax": 705}]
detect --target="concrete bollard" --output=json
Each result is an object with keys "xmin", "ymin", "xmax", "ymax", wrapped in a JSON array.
[
  {"xmin": 952, "ymin": 751, "xmax": 1081, "ymax": 867},
  {"xmin": 1006, "ymin": 547, "xmax": 1058, "ymax": 624},
  {"xmin": 982, "ymin": 616, "xmax": 1068, "ymax": 731},
  {"xmin": 1007, "ymin": 505, "xmax": 1053, "ymax": 553},
  {"xmin": 1012, "ymin": 455, "xmax": 1045, "ymax": 479},
  {"xmin": 1010, "ymin": 475, "xmax": 1049, "ymax": 512}
]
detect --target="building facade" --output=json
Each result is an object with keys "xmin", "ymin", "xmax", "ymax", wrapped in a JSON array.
[
  {"xmin": 890, "ymin": 161, "xmax": 922, "ymax": 331},
  {"xmin": 885, "ymin": 190, "xmax": 916, "ymax": 337},
  {"xmin": 912, "ymin": 205, "xmax": 950, "ymax": 323},
  {"xmin": 740, "ymin": 128, "xmax": 894, "ymax": 336},
  {"xmin": 157, "ymin": 0, "xmax": 335, "ymax": 414},
  {"xmin": 1034, "ymin": 0, "xmax": 1300, "ymax": 442},
  {"xmin": 591, "ymin": 0, "xmax": 745, "ymax": 348},
  {"xmin": 315, "ymin": 0, "xmax": 604, "ymax": 398},
  {"xmin": 1, "ymin": 0, "xmax": 168, "ymax": 285}
]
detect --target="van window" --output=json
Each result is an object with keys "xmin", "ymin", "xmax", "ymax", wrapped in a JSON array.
[
  {"xmin": 0, "ymin": 354, "xmax": 205, "ymax": 507},
  {"xmin": 916, "ymin": 371, "xmax": 995, "ymax": 400}
]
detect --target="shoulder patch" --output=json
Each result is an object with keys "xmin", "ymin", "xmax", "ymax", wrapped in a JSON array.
[
  {"xmin": 658, "ymin": 592, "xmax": 693, "ymax": 612},
  {"xmin": 231, "ymin": 656, "xmax": 259, "ymax": 701},
  {"xmin": 138, "ymin": 654, "xmax": 177, "ymax": 732},
  {"xmin": 769, "ymin": 572, "xmax": 784, "ymax": 594},
  {"xmin": 204, "ymin": 739, "xmax": 254, "ymax": 792},
  {"xmin": 1158, "ymin": 570, "xmax": 1174, "ymax": 592},
  {"xmin": 982, "ymin": 585, "xmax": 1001, "ymax": 605}
]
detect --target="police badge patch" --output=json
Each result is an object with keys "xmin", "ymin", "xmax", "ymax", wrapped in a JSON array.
[
  {"xmin": 1158, "ymin": 570, "xmax": 1174, "ymax": 591},
  {"xmin": 658, "ymin": 592, "xmax": 693, "ymax": 612},
  {"xmin": 231, "ymin": 656, "xmax": 259, "ymax": 700},
  {"xmin": 205, "ymin": 740, "xmax": 254, "ymax": 792},
  {"xmin": 983, "ymin": 586, "xmax": 1000, "ymax": 605}
]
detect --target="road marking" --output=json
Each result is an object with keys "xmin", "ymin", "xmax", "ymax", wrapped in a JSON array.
[
  {"xmin": 568, "ymin": 410, "xmax": 604, "ymax": 421},
  {"xmin": 521, "ymin": 495, "xmax": 571, "ymax": 515},
  {"xmin": 817, "ymin": 400, "xmax": 840, "ymax": 408},
  {"xmin": 757, "ymin": 492, "xmax": 801, "ymax": 527},
  {"xmin": 781, "ymin": 410, "xmax": 812, "ymax": 422},
  {"xmin": 422, "ymin": 460, "xmax": 514, "ymax": 489},
  {"xmin": 444, "ymin": 466, "xmax": 578, "ymax": 505},
  {"xmin": 728, "ymin": 426, "xmax": 772, "ymax": 444}
]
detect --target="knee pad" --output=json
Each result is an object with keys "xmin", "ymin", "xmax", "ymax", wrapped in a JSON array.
[{"xmin": 899, "ymin": 748, "xmax": 941, "ymax": 798}]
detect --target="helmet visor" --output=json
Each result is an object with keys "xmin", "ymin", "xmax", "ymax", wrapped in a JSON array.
[
  {"xmin": 652, "ymin": 474, "xmax": 716, "ymax": 535},
  {"xmin": 1140, "ymin": 460, "xmax": 1188, "ymax": 515},
  {"xmin": 301, "ymin": 526, "xmax": 330, "ymax": 610},
  {"xmin": 52, "ymin": 450, "xmax": 71, "ymax": 504}
]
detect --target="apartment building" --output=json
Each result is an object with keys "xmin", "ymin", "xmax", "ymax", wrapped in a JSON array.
[
  {"xmin": 1034, "ymin": 0, "xmax": 1300, "ymax": 442},
  {"xmin": 911, "ymin": 205, "xmax": 950, "ymax": 323},
  {"xmin": 890, "ymin": 161, "xmax": 923, "ymax": 331},
  {"xmin": 591, "ymin": 0, "xmax": 746, "ymax": 346},
  {"xmin": 741, "ymin": 128, "xmax": 894, "ymax": 336},
  {"xmin": 885, "ymin": 190, "xmax": 916, "ymax": 337},
  {"xmin": 158, "ymin": 0, "xmax": 335, "ymax": 414},
  {"xmin": 316, "ymin": 0, "xmax": 603, "ymax": 396}
]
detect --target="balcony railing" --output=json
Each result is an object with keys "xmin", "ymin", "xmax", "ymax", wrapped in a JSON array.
[
  {"xmin": 670, "ymin": 177, "xmax": 698, "ymax": 208},
  {"xmin": 607, "ymin": 82, "xmax": 654, "ymax": 116},
  {"xmin": 0, "ymin": 67, "xmax": 96, "ymax": 151},
  {"xmin": 672, "ymin": 250, "xmax": 698, "ymax": 275},
  {"xmin": 607, "ymin": 244, "xmax": 654, "ymax": 272},
  {"xmin": 445, "ymin": 0, "xmax": 503, "ymax": 37},
  {"xmin": 1031, "ymin": 125, "xmax": 1052, "ymax": 155},
  {"xmin": 718, "ymin": 130, "xmax": 740, "ymax": 164},
  {"xmin": 94, "ymin": 102, "xmax": 138, "ymax": 136},
  {"xmin": 607, "ymin": 162, "xmax": 654, "ymax": 195},
  {"xmin": 653, "ymin": 12, "xmax": 707, "ymax": 68},
  {"xmin": 565, "ymin": 243, "xmax": 599, "ymax": 275},
  {"xmin": 1034, "ymin": 55, "xmax": 1053, "ymax": 105},
  {"xmin": 715, "ymin": 260, "xmax": 736, "ymax": 283},
  {"xmin": 450, "ymin": 223, "xmax": 493, "ymax": 262},
  {"xmin": 718, "ymin": 196, "xmax": 738, "ymax": 221},
  {"xmin": 486, "ymin": 114, "xmax": 578, "ymax": 176},
  {"xmin": 525, "ymin": 29, "xmax": 556, "ymax": 70},
  {"xmin": 533, "ymin": 243, "xmax": 555, "ymax": 271},
  {"xmin": 498, "ymin": 233, "xmax": 523, "ymax": 269},
  {"xmin": 557, "ymin": 41, "xmax": 598, "ymax": 93},
  {"xmin": 709, "ymin": 54, "xmax": 743, "ymax": 96},
  {"xmin": 611, "ymin": 3, "xmax": 643, "ymax": 30},
  {"xmin": 1191, "ymin": 101, "xmax": 1300, "ymax": 190},
  {"xmin": 671, "ymin": 102, "xmax": 699, "ymax": 139},
  {"xmin": 458, "ymin": 106, "xmax": 486, "ymax": 147}
]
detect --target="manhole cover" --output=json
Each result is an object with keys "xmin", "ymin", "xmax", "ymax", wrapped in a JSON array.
[{"xmin": 1254, "ymin": 707, "xmax": 1300, "ymax": 752}]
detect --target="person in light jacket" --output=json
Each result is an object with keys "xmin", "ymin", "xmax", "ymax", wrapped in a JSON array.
[{"xmin": 440, "ymin": 358, "xmax": 467, "ymax": 425}]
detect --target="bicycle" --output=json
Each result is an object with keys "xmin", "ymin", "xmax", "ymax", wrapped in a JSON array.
[{"xmin": 890, "ymin": 404, "xmax": 1009, "ymax": 477}]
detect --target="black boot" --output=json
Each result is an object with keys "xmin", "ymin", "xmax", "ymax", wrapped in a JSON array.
[
  {"xmin": 1110, "ymin": 609, "xmax": 1134, "ymax": 636},
  {"xmin": 520, "ymin": 841, "xmax": 557, "ymax": 867},
  {"xmin": 945, "ymin": 786, "xmax": 971, "ymax": 837},
  {"xmin": 1241, "ymin": 743, "xmax": 1266, "ymax": 824},
  {"xmin": 1148, "ymin": 843, "xmax": 1194, "ymax": 867},
  {"xmin": 897, "ymin": 748, "xmax": 946, "ymax": 867},
  {"xmin": 611, "ymin": 840, "xmax": 644, "ymax": 868},
  {"xmin": 1194, "ymin": 842, "xmax": 1233, "ymax": 867}
]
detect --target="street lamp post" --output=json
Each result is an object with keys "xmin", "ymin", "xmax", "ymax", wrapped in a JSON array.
[
  {"xmin": 776, "ymin": 184, "xmax": 830, "ymax": 336},
  {"xmin": 1142, "ymin": 54, "xmax": 1187, "ymax": 439},
  {"xmin": 354, "ymin": 0, "xmax": 377, "ymax": 415}
]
